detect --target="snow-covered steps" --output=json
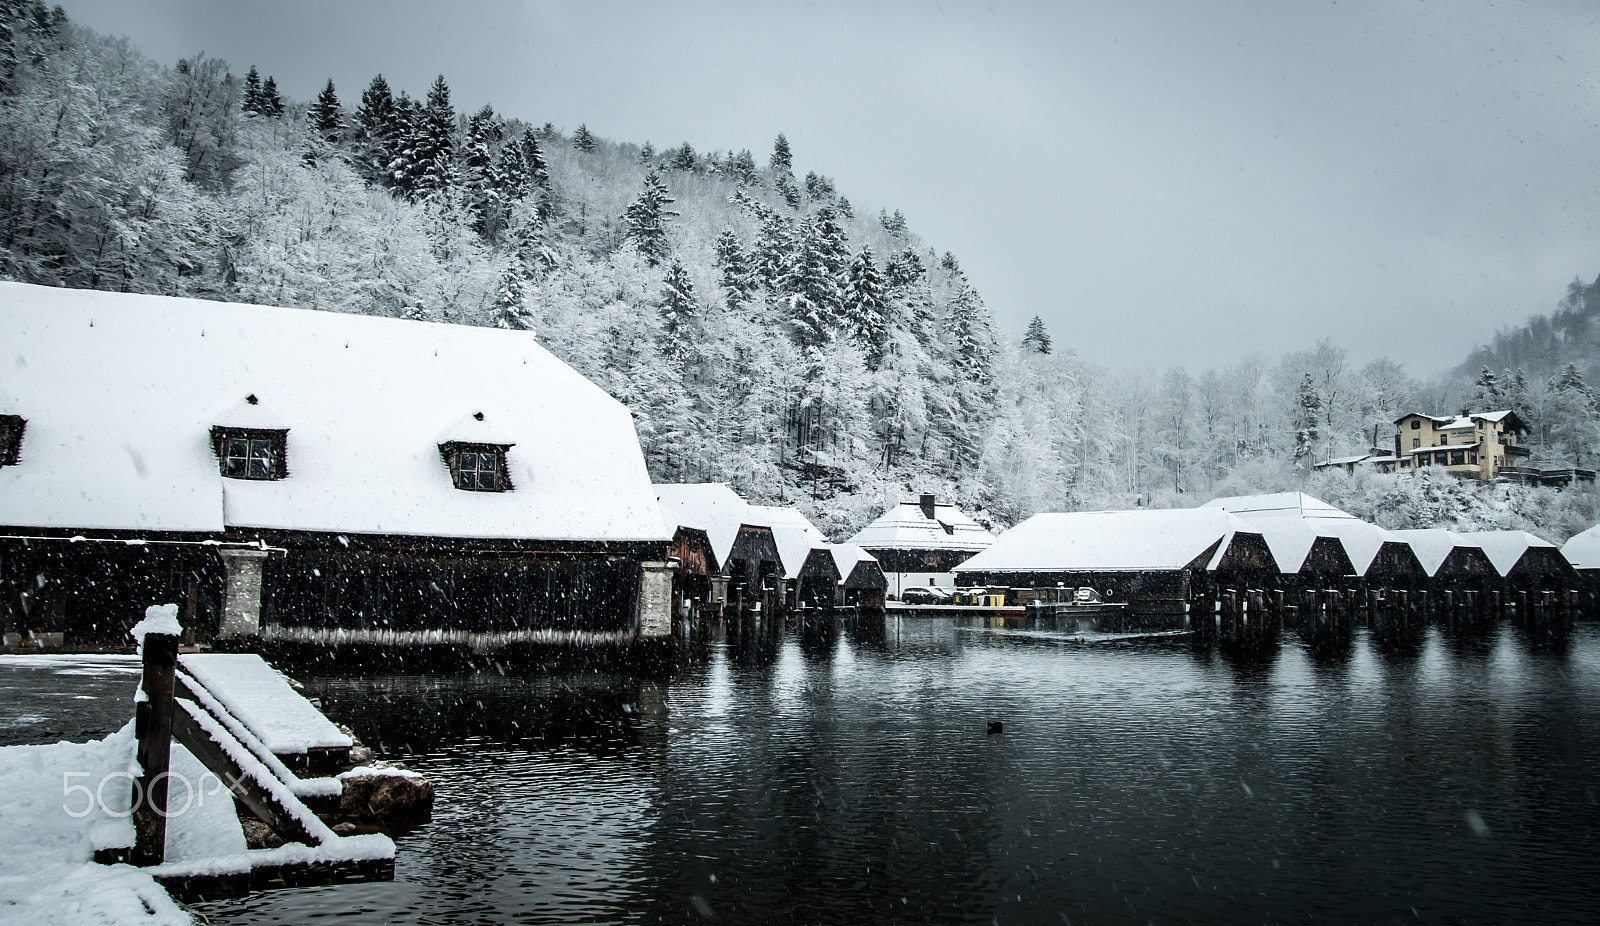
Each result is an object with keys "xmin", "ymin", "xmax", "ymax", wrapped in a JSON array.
[{"xmin": 178, "ymin": 653, "xmax": 353, "ymax": 775}]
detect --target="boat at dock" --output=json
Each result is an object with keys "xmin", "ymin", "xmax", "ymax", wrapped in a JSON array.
[{"xmin": 1025, "ymin": 587, "xmax": 1128, "ymax": 632}]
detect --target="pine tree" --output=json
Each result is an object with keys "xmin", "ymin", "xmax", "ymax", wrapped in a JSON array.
[
  {"xmin": 259, "ymin": 75, "xmax": 283, "ymax": 117},
  {"xmin": 836, "ymin": 196, "xmax": 853, "ymax": 219},
  {"xmin": 393, "ymin": 75, "xmax": 456, "ymax": 198},
  {"xmin": 1293, "ymin": 373, "xmax": 1322, "ymax": 466},
  {"xmin": 776, "ymin": 172, "xmax": 801, "ymax": 209},
  {"xmin": 1551, "ymin": 362, "xmax": 1590, "ymax": 397},
  {"xmin": 572, "ymin": 122, "xmax": 596, "ymax": 151},
  {"xmin": 714, "ymin": 229, "xmax": 752, "ymax": 308},
  {"xmin": 659, "ymin": 260, "xmax": 697, "ymax": 350},
  {"xmin": 783, "ymin": 214, "xmax": 846, "ymax": 349},
  {"xmin": 813, "ymin": 206, "xmax": 849, "ymax": 281},
  {"xmin": 941, "ymin": 251, "xmax": 960, "ymax": 273},
  {"xmin": 638, "ymin": 140, "xmax": 655, "ymax": 164},
  {"xmin": 804, "ymin": 171, "xmax": 835, "ymax": 201},
  {"xmin": 843, "ymin": 245, "xmax": 889, "ymax": 368},
  {"xmin": 752, "ymin": 211, "xmax": 794, "ymax": 290},
  {"xmin": 730, "ymin": 149, "xmax": 758, "ymax": 185},
  {"xmin": 518, "ymin": 128, "xmax": 549, "ymax": 188},
  {"xmin": 1022, "ymin": 316, "xmax": 1052, "ymax": 354},
  {"xmin": 1474, "ymin": 365, "xmax": 1500, "ymax": 404},
  {"xmin": 885, "ymin": 247, "xmax": 924, "ymax": 289},
  {"xmin": 622, "ymin": 169, "xmax": 676, "ymax": 265},
  {"xmin": 353, "ymin": 74, "xmax": 400, "ymax": 186},
  {"xmin": 879, "ymin": 209, "xmax": 907, "ymax": 237},
  {"xmin": 770, "ymin": 132, "xmax": 792, "ymax": 173},
  {"xmin": 669, "ymin": 142, "xmax": 696, "ymax": 172},
  {"xmin": 492, "ymin": 266, "xmax": 532, "ymax": 330},
  {"xmin": 462, "ymin": 105, "xmax": 508, "ymax": 240},
  {"xmin": 242, "ymin": 65, "xmax": 263, "ymax": 115},
  {"xmin": 309, "ymin": 78, "xmax": 342, "ymax": 142}
]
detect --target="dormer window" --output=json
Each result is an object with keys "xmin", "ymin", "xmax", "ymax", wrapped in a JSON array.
[
  {"xmin": 211, "ymin": 427, "xmax": 288, "ymax": 480},
  {"xmin": 0, "ymin": 415, "xmax": 24, "ymax": 466},
  {"xmin": 440, "ymin": 441, "xmax": 513, "ymax": 492}
]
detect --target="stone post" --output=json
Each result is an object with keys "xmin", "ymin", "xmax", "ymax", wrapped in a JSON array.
[
  {"xmin": 637, "ymin": 561, "xmax": 676, "ymax": 638},
  {"xmin": 217, "ymin": 548, "xmax": 269, "ymax": 639}
]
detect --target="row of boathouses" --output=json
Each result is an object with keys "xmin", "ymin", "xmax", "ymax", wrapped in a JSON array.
[
  {"xmin": 4, "ymin": 283, "xmax": 1597, "ymax": 653},
  {"xmin": 955, "ymin": 492, "xmax": 1595, "ymax": 629}
]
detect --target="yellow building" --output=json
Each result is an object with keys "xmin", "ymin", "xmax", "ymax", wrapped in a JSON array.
[{"xmin": 1392, "ymin": 410, "xmax": 1530, "ymax": 480}]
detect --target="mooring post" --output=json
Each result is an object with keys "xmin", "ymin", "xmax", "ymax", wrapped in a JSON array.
[{"xmin": 133, "ymin": 629, "xmax": 179, "ymax": 866}]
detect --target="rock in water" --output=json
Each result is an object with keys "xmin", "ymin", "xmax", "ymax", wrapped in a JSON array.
[{"xmin": 987, "ymin": 721, "xmax": 1003, "ymax": 735}]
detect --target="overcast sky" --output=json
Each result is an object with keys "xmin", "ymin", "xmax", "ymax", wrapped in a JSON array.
[{"xmin": 62, "ymin": 0, "xmax": 1600, "ymax": 375}]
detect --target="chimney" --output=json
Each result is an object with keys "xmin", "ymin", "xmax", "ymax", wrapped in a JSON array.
[{"xmin": 919, "ymin": 494, "xmax": 936, "ymax": 519}]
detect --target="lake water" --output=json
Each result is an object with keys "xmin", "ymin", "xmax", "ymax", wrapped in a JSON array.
[{"xmin": 9, "ymin": 617, "xmax": 1600, "ymax": 924}]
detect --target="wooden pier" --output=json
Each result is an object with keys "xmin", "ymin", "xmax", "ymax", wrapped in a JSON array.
[{"xmin": 99, "ymin": 609, "xmax": 431, "ymax": 902}]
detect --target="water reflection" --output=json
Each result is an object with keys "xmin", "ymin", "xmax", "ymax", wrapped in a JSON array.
[{"xmin": 184, "ymin": 620, "xmax": 1600, "ymax": 926}]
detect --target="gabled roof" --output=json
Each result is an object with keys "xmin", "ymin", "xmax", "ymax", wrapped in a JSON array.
[
  {"xmin": 1562, "ymin": 523, "xmax": 1600, "ymax": 570},
  {"xmin": 746, "ymin": 504, "xmax": 830, "ymax": 579},
  {"xmin": 955, "ymin": 508, "xmax": 1263, "ymax": 574},
  {"xmin": 1202, "ymin": 492, "xmax": 1357, "ymax": 520},
  {"xmin": 0, "ymin": 283, "xmax": 667, "ymax": 541},
  {"xmin": 1452, "ymin": 530, "xmax": 1558, "ymax": 577},
  {"xmin": 1387, "ymin": 529, "xmax": 1484, "ymax": 577},
  {"xmin": 846, "ymin": 499, "xmax": 996, "ymax": 552},
  {"xmin": 1299, "ymin": 517, "xmax": 1408, "ymax": 576},
  {"xmin": 826, "ymin": 543, "xmax": 878, "ymax": 582},
  {"xmin": 656, "ymin": 483, "xmax": 760, "ymax": 567}
]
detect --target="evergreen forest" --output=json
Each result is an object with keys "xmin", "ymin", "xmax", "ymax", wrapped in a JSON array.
[{"xmin": 3, "ymin": 4, "xmax": 1598, "ymax": 539}]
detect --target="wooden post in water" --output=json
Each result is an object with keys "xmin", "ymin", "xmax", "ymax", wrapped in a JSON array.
[{"xmin": 132, "ymin": 631, "xmax": 179, "ymax": 867}]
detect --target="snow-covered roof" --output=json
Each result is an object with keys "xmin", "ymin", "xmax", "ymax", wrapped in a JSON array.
[
  {"xmin": 1300, "ymin": 517, "xmax": 1405, "ymax": 576},
  {"xmin": 1562, "ymin": 524, "xmax": 1600, "ymax": 570},
  {"xmin": 746, "ymin": 504, "xmax": 830, "ymax": 580},
  {"xmin": 1409, "ymin": 442, "xmax": 1480, "ymax": 455},
  {"xmin": 826, "ymin": 542, "xmax": 878, "ymax": 583},
  {"xmin": 955, "ymin": 508, "xmax": 1261, "ymax": 574},
  {"xmin": 1237, "ymin": 519, "xmax": 1339, "ymax": 575},
  {"xmin": 846, "ymin": 499, "xmax": 996, "ymax": 552},
  {"xmin": 656, "ymin": 483, "xmax": 761, "ymax": 568},
  {"xmin": 1387, "ymin": 529, "xmax": 1484, "ymax": 577},
  {"xmin": 1438, "ymin": 417, "xmax": 1476, "ymax": 431},
  {"xmin": 1452, "ymin": 530, "xmax": 1558, "ymax": 577},
  {"xmin": 1202, "ymin": 492, "xmax": 1358, "ymax": 520},
  {"xmin": 1314, "ymin": 454, "xmax": 1371, "ymax": 467},
  {"xmin": 0, "ymin": 282, "xmax": 668, "ymax": 542}
]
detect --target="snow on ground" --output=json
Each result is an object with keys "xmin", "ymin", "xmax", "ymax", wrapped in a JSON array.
[{"xmin": 0, "ymin": 723, "xmax": 192, "ymax": 925}]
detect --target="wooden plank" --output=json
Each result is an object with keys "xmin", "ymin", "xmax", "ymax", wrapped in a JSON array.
[
  {"xmin": 132, "ymin": 633, "xmax": 179, "ymax": 867},
  {"xmin": 170, "ymin": 699, "xmax": 321, "ymax": 846},
  {"xmin": 156, "ymin": 857, "xmax": 394, "ymax": 903}
]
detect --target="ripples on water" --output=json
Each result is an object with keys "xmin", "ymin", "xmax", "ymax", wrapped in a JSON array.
[{"xmin": 165, "ymin": 619, "xmax": 1600, "ymax": 924}]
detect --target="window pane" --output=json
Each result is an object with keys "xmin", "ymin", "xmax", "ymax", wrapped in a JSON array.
[
  {"xmin": 249, "ymin": 439, "xmax": 271, "ymax": 459},
  {"xmin": 225, "ymin": 458, "xmax": 246, "ymax": 478},
  {"xmin": 479, "ymin": 453, "xmax": 498, "ymax": 473},
  {"xmin": 479, "ymin": 471, "xmax": 497, "ymax": 490},
  {"xmin": 460, "ymin": 471, "xmax": 477, "ymax": 490},
  {"xmin": 249, "ymin": 457, "xmax": 269, "ymax": 479},
  {"xmin": 459, "ymin": 451, "xmax": 478, "ymax": 470},
  {"xmin": 228, "ymin": 438, "xmax": 248, "ymax": 458}
]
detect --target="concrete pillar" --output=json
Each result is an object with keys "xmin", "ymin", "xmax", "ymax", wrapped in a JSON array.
[
  {"xmin": 217, "ymin": 548, "xmax": 269, "ymax": 639},
  {"xmin": 637, "ymin": 561, "xmax": 676, "ymax": 638}
]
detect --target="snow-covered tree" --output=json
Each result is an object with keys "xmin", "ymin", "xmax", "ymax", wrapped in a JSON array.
[
  {"xmin": 1022, "ymin": 316, "xmax": 1052, "ymax": 354},
  {"xmin": 622, "ymin": 169, "xmax": 676, "ymax": 265}
]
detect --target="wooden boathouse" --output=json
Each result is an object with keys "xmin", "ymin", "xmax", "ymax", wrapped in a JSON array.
[
  {"xmin": 656, "ymin": 483, "xmax": 784, "ymax": 618},
  {"xmin": 0, "ymin": 283, "xmax": 674, "ymax": 655},
  {"xmin": 953, "ymin": 508, "xmax": 1278, "ymax": 630}
]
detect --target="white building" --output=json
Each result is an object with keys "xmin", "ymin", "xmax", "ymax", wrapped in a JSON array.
[{"xmin": 846, "ymin": 494, "xmax": 996, "ymax": 598}]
